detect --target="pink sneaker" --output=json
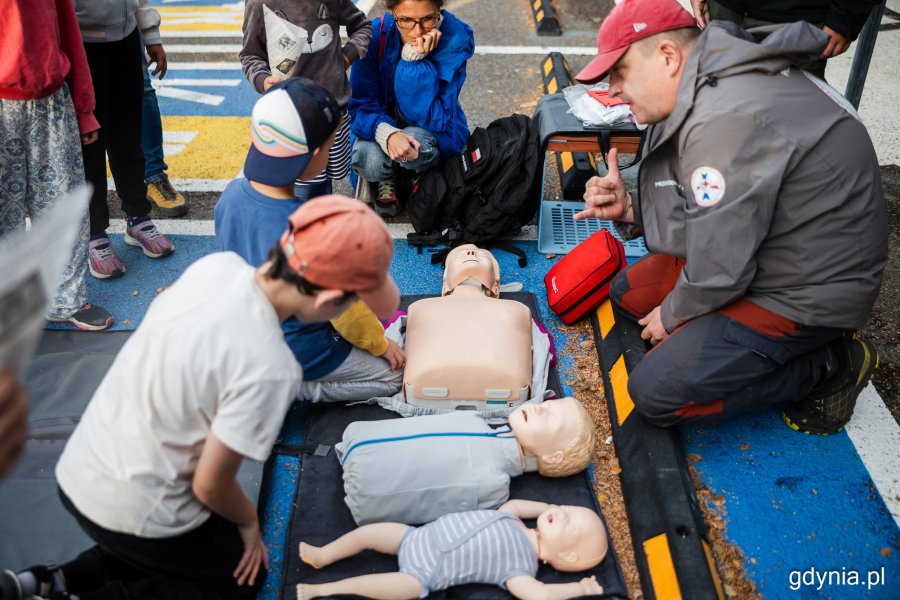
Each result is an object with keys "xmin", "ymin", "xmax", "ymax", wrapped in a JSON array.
[
  {"xmin": 124, "ymin": 216, "xmax": 174, "ymax": 258},
  {"xmin": 88, "ymin": 236, "xmax": 125, "ymax": 279}
]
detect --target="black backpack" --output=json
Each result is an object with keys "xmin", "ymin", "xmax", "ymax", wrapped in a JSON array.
[{"xmin": 406, "ymin": 114, "xmax": 542, "ymax": 266}]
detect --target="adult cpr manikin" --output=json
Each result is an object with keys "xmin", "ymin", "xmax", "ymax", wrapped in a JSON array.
[{"xmin": 403, "ymin": 245, "xmax": 533, "ymax": 409}]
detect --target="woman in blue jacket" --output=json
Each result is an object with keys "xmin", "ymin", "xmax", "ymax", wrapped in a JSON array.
[{"xmin": 349, "ymin": 0, "xmax": 474, "ymax": 216}]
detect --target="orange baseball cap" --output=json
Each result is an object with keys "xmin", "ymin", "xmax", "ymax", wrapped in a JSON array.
[
  {"xmin": 576, "ymin": 0, "xmax": 697, "ymax": 84},
  {"xmin": 280, "ymin": 196, "xmax": 399, "ymax": 319}
]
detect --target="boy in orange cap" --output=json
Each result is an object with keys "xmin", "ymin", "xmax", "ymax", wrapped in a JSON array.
[{"xmin": 1, "ymin": 197, "xmax": 398, "ymax": 600}]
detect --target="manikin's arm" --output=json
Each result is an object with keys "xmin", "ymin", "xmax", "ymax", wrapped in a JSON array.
[
  {"xmin": 506, "ymin": 575, "xmax": 603, "ymax": 600},
  {"xmin": 499, "ymin": 500, "xmax": 551, "ymax": 520}
]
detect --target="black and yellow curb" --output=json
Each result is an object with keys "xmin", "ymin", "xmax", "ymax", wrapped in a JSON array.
[
  {"xmin": 529, "ymin": 0, "xmax": 562, "ymax": 36},
  {"xmin": 540, "ymin": 52, "xmax": 596, "ymax": 199},
  {"xmin": 591, "ymin": 299, "xmax": 726, "ymax": 600}
]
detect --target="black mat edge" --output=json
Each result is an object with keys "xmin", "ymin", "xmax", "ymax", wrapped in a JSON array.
[{"xmin": 590, "ymin": 300, "xmax": 726, "ymax": 600}]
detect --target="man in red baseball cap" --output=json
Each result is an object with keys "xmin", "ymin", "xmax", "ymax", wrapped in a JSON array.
[{"xmin": 575, "ymin": 0, "xmax": 886, "ymax": 435}]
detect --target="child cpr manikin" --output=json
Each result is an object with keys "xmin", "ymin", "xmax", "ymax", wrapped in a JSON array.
[
  {"xmin": 403, "ymin": 245, "xmax": 533, "ymax": 409},
  {"xmin": 337, "ymin": 397, "xmax": 597, "ymax": 525}
]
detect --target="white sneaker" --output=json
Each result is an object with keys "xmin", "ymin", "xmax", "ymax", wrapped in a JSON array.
[{"xmin": 355, "ymin": 177, "xmax": 374, "ymax": 204}]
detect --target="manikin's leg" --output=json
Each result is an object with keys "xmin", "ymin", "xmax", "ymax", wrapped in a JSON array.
[
  {"xmin": 298, "ymin": 524, "xmax": 420, "ymax": 600},
  {"xmin": 299, "ymin": 523, "xmax": 410, "ymax": 568},
  {"xmin": 297, "ymin": 573, "xmax": 423, "ymax": 600}
]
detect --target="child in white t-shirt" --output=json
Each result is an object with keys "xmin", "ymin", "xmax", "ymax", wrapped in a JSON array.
[{"xmin": 0, "ymin": 194, "xmax": 398, "ymax": 600}]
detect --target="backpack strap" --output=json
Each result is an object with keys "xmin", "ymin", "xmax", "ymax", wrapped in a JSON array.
[
  {"xmin": 378, "ymin": 16, "xmax": 387, "ymax": 63},
  {"xmin": 486, "ymin": 241, "xmax": 527, "ymax": 268},
  {"xmin": 407, "ymin": 230, "xmax": 448, "ymax": 248}
]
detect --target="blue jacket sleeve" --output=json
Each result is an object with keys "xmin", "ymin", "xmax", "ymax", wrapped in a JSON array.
[
  {"xmin": 348, "ymin": 18, "xmax": 396, "ymax": 142},
  {"xmin": 393, "ymin": 20, "xmax": 473, "ymax": 155}
]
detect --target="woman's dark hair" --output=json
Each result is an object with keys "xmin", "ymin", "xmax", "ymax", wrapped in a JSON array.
[
  {"xmin": 265, "ymin": 244, "xmax": 324, "ymax": 296},
  {"xmin": 385, "ymin": 0, "xmax": 443, "ymax": 10}
]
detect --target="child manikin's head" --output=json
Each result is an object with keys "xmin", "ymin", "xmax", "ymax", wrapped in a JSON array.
[
  {"xmin": 508, "ymin": 397, "xmax": 597, "ymax": 477},
  {"xmin": 535, "ymin": 504, "xmax": 609, "ymax": 571},
  {"xmin": 441, "ymin": 245, "xmax": 501, "ymax": 298}
]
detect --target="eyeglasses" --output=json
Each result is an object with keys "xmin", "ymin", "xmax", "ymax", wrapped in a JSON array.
[{"xmin": 393, "ymin": 13, "xmax": 439, "ymax": 31}]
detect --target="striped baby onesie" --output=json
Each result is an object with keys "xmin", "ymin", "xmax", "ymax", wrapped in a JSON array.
[{"xmin": 398, "ymin": 510, "xmax": 538, "ymax": 597}]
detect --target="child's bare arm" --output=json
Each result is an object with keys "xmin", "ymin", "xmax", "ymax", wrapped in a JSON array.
[
  {"xmin": 194, "ymin": 433, "xmax": 268, "ymax": 586},
  {"xmin": 499, "ymin": 500, "xmax": 551, "ymax": 519},
  {"xmin": 506, "ymin": 575, "xmax": 603, "ymax": 600}
]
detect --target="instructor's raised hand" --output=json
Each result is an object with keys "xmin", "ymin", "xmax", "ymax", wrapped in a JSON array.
[{"xmin": 575, "ymin": 148, "xmax": 634, "ymax": 223}]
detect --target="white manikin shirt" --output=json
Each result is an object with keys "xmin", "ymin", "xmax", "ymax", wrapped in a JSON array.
[{"xmin": 56, "ymin": 253, "xmax": 303, "ymax": 538}]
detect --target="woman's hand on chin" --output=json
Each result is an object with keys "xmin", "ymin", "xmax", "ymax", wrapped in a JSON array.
[{"xmin": 415, "ymin": 29, "xmax": 442, "ymax": 54}]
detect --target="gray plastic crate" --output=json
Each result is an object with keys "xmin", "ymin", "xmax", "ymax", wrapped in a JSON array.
[{"xmin": 537, "ymin": 200, "xmax": 648, "ymax": 257}]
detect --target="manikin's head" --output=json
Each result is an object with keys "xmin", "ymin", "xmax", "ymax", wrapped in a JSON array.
[
  {"xmin": 508, "ymin": 397, "xmax": 597, "ymax": 477},
  {"xmin": 575, "ymin": 0, "xmax": 699, "ymax": 125},
  {"xmin": 441, "ymin": 244, "xmax": 501, "ymax": 298},
  {"xmin": 535, "ymin": 505, "xmax": 609, "ymax": 571}
]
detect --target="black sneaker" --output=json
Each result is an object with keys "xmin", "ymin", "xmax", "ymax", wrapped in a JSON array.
[
  {"xmin": 373, "ymin": 179, "xmax": 402, "ymax": 218},
  {"xmin": 783, "ymin": 334, "xmax": 879, "ymax": 435},
  {"xmin": 47, "ymin": 303, "xmax": 114, "ymax": 331}
]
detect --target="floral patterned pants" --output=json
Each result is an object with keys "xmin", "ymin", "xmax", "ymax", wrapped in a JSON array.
[{"xmin": 0, "ymin": 84, "xmax": 89, "ymax": 319}]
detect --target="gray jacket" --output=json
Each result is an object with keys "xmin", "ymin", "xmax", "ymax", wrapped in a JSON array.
[
  {"xmin": 240, "ymin": 0, "xmax": 372, "ymax": 107},
  {"xmin": 73, "ymin": 0, "xmax": 161, "ymax": 45},
  {"xmin": 337, "ymin": 413, "xmax": 522, "ymax": 525},
  {"xmin": 628, "ymin": 21, "xmax": 887, "ymax": 331}
]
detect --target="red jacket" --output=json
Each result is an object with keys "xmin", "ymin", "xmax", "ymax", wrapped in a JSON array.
[{"xmin": 0, "ymin": 0, "xmax": 99, "ymax": 135}]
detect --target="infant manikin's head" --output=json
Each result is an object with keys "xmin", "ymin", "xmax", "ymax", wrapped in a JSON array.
[
  {"xmin": 442, "ymin": 245, "xmax": 501, "ymax": 298},
  {"xmin": 535, "ymin": 505, "xmax": 608, "ymax": 571},
  {"xmin": 508, "ymin": 397, "xmax": 597, "ymax": 477}
]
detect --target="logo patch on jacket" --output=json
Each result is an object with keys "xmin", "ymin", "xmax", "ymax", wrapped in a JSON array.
[{"xmin": 691, "ymin": 166, "xmax": 726, "ymax": 207}]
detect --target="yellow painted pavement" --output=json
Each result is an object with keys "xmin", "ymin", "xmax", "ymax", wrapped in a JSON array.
[
  {"xmin": 107, "ymin": 116, "xmax": 250, "ymax": 180},
  {"xmin": 158, "ymin": 5, "xmax": 243, "ymax": 32},
  {"xmin": 160, "ymin": 116, "xmax": 250, "ymax": 179}
]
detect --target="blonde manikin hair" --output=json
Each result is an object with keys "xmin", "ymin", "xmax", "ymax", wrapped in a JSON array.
[{"xmin": 537, "ymin": 397, "xmax": 597, "ymax": 477}]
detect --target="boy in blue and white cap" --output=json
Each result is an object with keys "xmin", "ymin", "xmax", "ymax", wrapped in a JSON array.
[{"xmin": 215, "ymin": 78, "xmax": 405, "ymax": 403}]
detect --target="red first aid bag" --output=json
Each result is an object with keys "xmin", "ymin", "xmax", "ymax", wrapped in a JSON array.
[{"xmin": 544, "ymin": 230, "xmax": 626, "ymax": 324}]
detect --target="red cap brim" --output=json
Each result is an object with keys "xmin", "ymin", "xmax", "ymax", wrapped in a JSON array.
[{"xmin": 575, "ymin": 46, "xmax": 629, "ymax": 85}]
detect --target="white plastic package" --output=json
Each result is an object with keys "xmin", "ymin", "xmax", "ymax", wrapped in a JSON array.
[{"xmin": 563, "ymin": 83, "xmax": 635, "ymax": 127}]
